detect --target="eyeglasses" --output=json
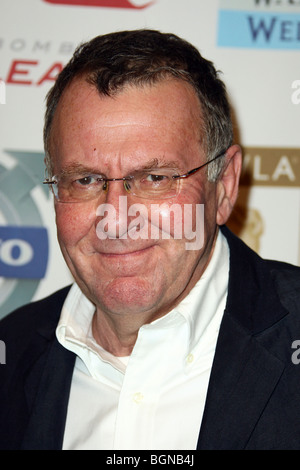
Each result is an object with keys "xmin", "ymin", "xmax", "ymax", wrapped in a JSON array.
[{"xmin": 43, "ymin": 150, "xmax": 226, "ymax": 203}]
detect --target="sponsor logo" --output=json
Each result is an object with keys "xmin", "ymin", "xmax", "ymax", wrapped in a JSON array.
[
  {"xmin": 43, "ymin": 0, "xmax": 154, "ymax": 9},
  {"xmin": 0, "ymin": 150, "xmax": 49, "ymax": 320},
  {"xmin": 0, "ymin": 40, "xmax": 73, "ymax": 89},
  {"xmin": 5, "ymin": 60, "xmax": 64, "ymax": 86},
  {"xmin": 0, "ymin": 226, "xmax": 48, "ymax": 279},
  {"xmin": 228, "ymin": 146, "xmax": 300, "ymax": 262},
  {"xmin": 240, "ymin": 147, "xmax": 300, "ymax": 186},
  {"xmin": 218, "ymin": 0, "xmax": 300, "ymax": 49}
]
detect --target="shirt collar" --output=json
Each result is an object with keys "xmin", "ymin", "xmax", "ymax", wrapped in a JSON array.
[
  {"xmin": 56, "ymin": 284, "xmax": 128, "ymax": 375},
  {"xmin": 174, "ymin": 229, "xmax": 229, "ymax": 352}
]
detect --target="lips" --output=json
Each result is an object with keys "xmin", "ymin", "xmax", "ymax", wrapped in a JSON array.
[{"xmin": 98, "ymin": 244, "xmax": 156, "ymax": 257}]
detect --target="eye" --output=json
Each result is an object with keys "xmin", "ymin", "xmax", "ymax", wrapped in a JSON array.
[
  {"xmin": 145, "ymin": 174, "xmax": 168, "ymax": 183},
  {"xmin": 75, "ymin": 175, "xmax": 98, "ymax": 186},
  {"xmin": 140, "ymin": 172, "xmax": 172, "ymax": 189}
]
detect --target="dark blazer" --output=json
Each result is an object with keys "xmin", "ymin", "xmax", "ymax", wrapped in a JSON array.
[{"xmin": 0, "ymin": 226, "xmax": 300, "ymax": 450}]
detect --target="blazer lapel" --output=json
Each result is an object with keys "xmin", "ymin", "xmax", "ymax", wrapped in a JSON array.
[
  {"xmin": 197, "ymin": 227, "xmax": 289, "ymax": 449},
  {"xmin": 21, "ymin": 331, "xmax": 76, "ymax": 450},
  {"xmin": 197, "ymin": 312, "xmax": 285, "ymax": 449}
]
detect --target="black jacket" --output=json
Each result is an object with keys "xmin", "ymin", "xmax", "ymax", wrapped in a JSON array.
[{"xmin": 1, "ymin": 226, "xmax": 300, "ymax": 450}]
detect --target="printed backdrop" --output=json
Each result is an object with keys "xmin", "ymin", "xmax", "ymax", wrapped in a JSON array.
[{"xmin": 0, "ymin": 0, "xmax": 299, "ymax": 319}]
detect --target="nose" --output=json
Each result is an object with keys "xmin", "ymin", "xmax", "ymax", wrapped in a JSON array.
[
  {"xmin": 95, "ymin": 180, "xmax": 131, "ymax": 240},
  {"xmin": 102, "ymin": 179, "xmax": 129, "ymax": 202}
]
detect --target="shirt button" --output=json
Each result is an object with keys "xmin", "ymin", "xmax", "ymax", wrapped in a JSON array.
[
  {"xmin": 187, "ymin": 353, "xmax": 194, "ymax": 364},
  {"xmin": 133, "ymin": 392, "xmax": 144, "ymax": 404}
]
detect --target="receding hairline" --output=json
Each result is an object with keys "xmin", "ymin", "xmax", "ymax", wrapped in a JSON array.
[{"xmin": 45, "ymin": 72, "xmax": 206, "ymax": 160}]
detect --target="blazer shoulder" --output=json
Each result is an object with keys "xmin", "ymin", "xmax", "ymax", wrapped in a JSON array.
[
  {"xmin": 0, "ymin": 285, "xmax": 73, "ymax": 450},
  {"xmin": 0, "ymin": 285, "xmax": 72, "ymax": 347},
  {"xmin": 222, "ymin": 225, "xmax": 300, "ymax": 332},
  {"xmin": 266, "ymin": 259, "xmax": 300, "ymax": 308},
  {"xmin": 266, "ymin": 257, "xmax": 300, "ymax": 277}
]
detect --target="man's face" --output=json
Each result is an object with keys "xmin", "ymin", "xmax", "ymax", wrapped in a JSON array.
[{"xmin": 49, "ymin": 78, "xmax": 223, "ymax": 322}]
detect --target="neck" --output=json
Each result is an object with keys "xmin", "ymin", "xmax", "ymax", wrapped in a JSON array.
[{"xmin": 92, "ymin": 310, "xmax": 145, "ymax": 356}]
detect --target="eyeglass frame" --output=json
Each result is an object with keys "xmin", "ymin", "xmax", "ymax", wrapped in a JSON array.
[{"xmin": 43, "ymin": 149, "xmax": 227, "ymax": 202}]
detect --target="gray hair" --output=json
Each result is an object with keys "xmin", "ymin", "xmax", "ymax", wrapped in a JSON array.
[{"xmin": 44, "ymin": 29, "xmax": 234, "ymax": 181}]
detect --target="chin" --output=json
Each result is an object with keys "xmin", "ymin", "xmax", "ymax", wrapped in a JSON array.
[{"xmin": 94, "ymin": 276, "xmax": 162, "ymax": 316}]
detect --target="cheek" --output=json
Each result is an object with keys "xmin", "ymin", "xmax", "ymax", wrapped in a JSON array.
[
  {"xmin": 171, "ymin": 182, "xmax": 218, "ymax": 248},
  {"xmin": 55, "ymin": 204, "xmax": 95, "ymax": 247},
  {"xmin": 149, "ymin": 184, "xmax": 206, "ymax": 241}
]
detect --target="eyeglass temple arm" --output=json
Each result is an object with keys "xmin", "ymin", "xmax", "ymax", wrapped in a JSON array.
[
  {"xmin": 42, "ymin": 150, "xmax": 227, "ymax": 184},
  {"xmin": 172, "ymin": 149, "xmax": 227, "ymax": 180},
  {"xmin": 43, "ymin": 179, "xmax": 56, "ymax": 185}
]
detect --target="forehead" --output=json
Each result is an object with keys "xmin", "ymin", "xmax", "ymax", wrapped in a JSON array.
[{"xmin": 49, "ymin": 77, "xmax": 204, "ymax": 171}]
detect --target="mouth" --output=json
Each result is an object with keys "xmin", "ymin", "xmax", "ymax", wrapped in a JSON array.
[{"xmin": 98, "ymin": 244, "xmax": 156, "ymax": 258}]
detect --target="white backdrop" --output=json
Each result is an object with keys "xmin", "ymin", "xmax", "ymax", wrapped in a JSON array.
[{"xmin": 0, "ymin": 0, "xmax": 299, "ymax": 319}]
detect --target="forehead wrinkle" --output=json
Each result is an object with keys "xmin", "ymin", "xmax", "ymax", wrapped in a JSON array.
[{"xmin": 57, "ymin": 156, "xmax": 186, "ymax": 177}]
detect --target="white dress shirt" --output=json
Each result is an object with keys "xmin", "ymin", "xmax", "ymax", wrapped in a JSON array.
[{"xmin": 56, "ymin": 231, "xmax": 229, "ymax": 450}]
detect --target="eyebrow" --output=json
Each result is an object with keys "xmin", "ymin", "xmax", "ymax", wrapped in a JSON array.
[
  {"xmin": 142, "ymin": 158, "xmax": 183, "ymax": 170},
  {"xmin": 59, "ymin": 163, "xmax": 101, "ymax": 177},
  {"xmin": 59, "ymin": 157, "xmax": 184, "ymax": 177}
]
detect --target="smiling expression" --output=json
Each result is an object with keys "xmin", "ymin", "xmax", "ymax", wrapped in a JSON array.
[{"xmin": 49, "ymin": 77, "xmax": 224, "ymax": 322}]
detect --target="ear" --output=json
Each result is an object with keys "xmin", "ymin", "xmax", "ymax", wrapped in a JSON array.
[{"xmin": 216, "ymin": 144, "xmax": 242, "ymax": 226}]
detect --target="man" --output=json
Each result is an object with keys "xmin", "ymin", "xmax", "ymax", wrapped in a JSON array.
[{"xmin": 0, "ymin": 29, "xmax": 300, "ymax": 450}]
